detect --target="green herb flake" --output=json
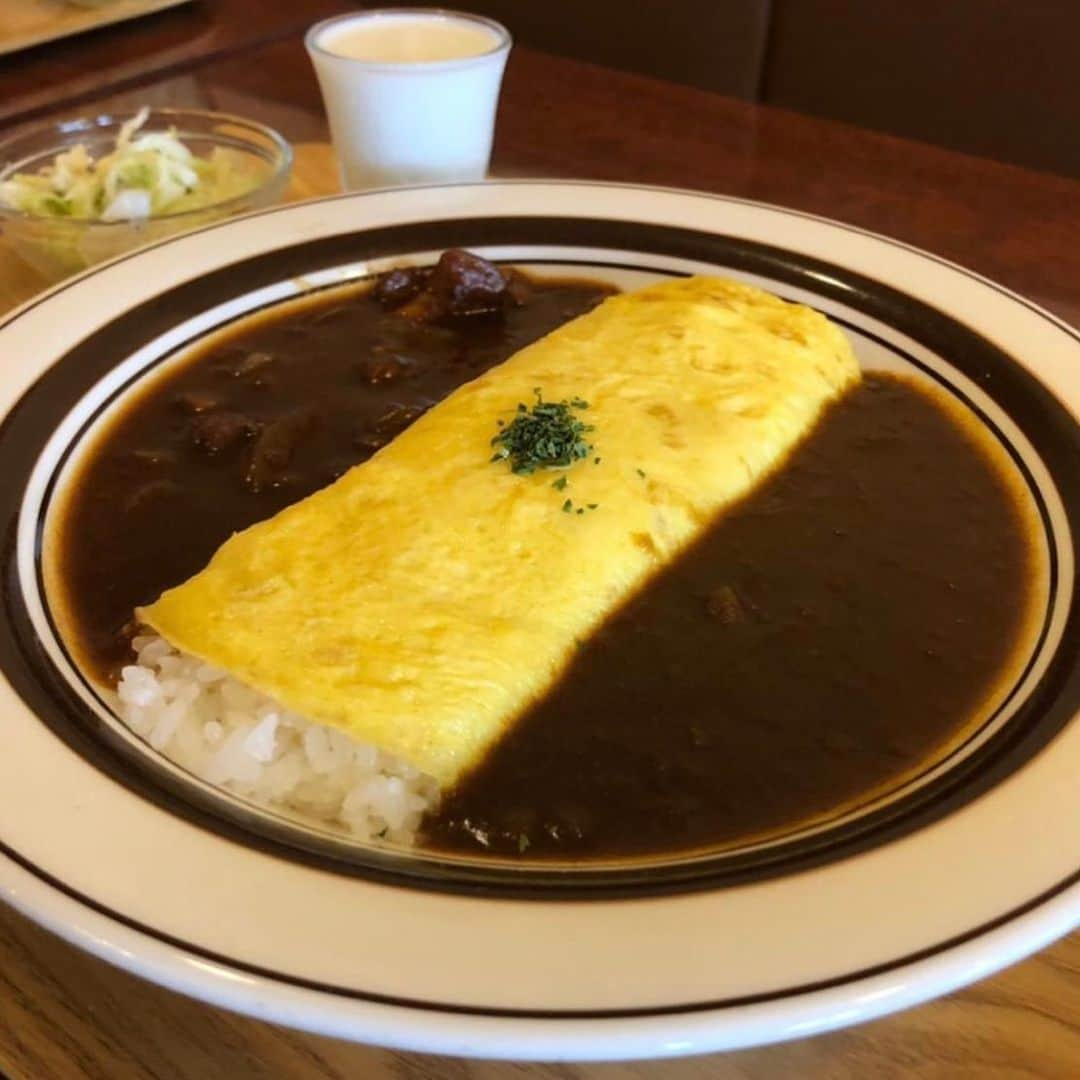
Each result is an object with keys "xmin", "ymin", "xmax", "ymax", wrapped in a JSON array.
[
  {"xmin": 594, "ymin": 457, "xmax": 601, "ymax": 465},
  {"xmin": 552, "ymin": 476, "xmax": 568, "ymax": 491},
  {"xmin": 490, "ymin": 389, "xmax": 595, "ymax": 476},
  {"xmin": 587, "ymin": 503, "xmax": 598, "ymax": 510},
  {"xmin": 576, "ymin": 508, "xmax": 585, "ymax": 515},
  {"xmin": 518, "ymin": 833, "xmax": 531, "ymax": 854},
  {"xmin": 562, "ymin": 498, "xmax": 573, "ymax": 513},
  {"xmin": 636, "ymin": 467, "xmax": 647, "ymax": 478}
]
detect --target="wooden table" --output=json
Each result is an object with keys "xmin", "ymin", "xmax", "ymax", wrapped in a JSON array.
[{"xmin": 1, "ymin": 28, "xmax": 1078, "ymax": 1080}]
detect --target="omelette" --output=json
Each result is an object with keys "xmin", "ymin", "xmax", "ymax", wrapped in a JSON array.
[{"xmin": 142, "ymin": 276, "xmax": 860, "ymax": 787}]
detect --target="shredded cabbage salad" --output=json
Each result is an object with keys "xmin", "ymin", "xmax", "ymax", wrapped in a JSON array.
[{"xmin": 0, "ymin": 108, "xmax": 255, "ymax": 222}]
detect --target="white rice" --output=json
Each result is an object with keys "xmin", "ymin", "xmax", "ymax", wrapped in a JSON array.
[{"xmin": 115, "ymin": 634, "xmax": 440, "ymax": 844}]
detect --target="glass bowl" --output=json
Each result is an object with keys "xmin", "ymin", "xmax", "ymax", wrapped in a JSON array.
[{"xmin": 0, "ymin": 109, "xmax": 293, "ymax": 282}]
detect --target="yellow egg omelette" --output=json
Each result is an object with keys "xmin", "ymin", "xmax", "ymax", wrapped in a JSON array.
[{"xmin": 142, "ymin": 276, "xmax": 860, "ymax": 786}]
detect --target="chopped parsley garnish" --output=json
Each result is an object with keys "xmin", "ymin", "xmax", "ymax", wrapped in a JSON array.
[
  {"xmin": 636, "ymin": 467, "xmax": 647, "ymax": 478},
  {"xmin": 562, "ymin": 498, "xmax": 573, "ymax": 512},
  {"xmin": 552, "ymin": 475, "xmax": 568, "ymax": 491},
  {"xmin": 491, "ymin": 389, "xmax": 594, "ymax": 475}
]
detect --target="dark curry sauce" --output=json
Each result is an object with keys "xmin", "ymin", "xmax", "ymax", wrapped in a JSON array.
[{"xmin": 53, "ymin": 254, "xmax": 1039, "ymax": 859}]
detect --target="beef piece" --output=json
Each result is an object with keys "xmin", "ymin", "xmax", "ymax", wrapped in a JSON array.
[
  {"xmin": 244, "ymin": 409, "xmax": 317, "ymax": 493},
  {"xmin": 190, "ymin": 411, "xmax": 258, "ymax": 455},
  {"xmin": 374, "ymin": 267, "xmax": 430, "ymax": 309},
  {"xmin": 428, "ymin": 248, "xmax": 508, "ymax": 317}
]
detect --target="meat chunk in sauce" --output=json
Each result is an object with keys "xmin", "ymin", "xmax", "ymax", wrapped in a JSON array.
[
  {"xmin": 428, "ymin": 249, "xmax": 508, "ymax": 316},
  {"xmin": 244, "ymin": 409, "xmax": 318, "ymax": 493},
  {"xmin": 373, "ymin": 249, "xmax": 511, "ymax": 321},
  {"xmin": 190, "ymin": 411, "xmax": 257, "ymax": 455},
  {"xmin": 374, "ymin": 267, "xmax": 428, "ymax": 310}
]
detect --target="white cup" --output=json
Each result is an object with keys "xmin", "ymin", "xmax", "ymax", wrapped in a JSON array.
[{"xmin": 305, "ymin": 8, "xmax": 512, "ymax": 191}]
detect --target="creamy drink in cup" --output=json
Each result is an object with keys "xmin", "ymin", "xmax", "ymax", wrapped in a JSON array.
[{"xmin": 305, "ymin": 8, "xmax": 512, "ymax": 190}]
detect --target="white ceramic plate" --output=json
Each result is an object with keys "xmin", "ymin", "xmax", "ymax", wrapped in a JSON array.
[{"xmin": 0, "ymin": 182, "xmax": 1076, "ymax": 1060}]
